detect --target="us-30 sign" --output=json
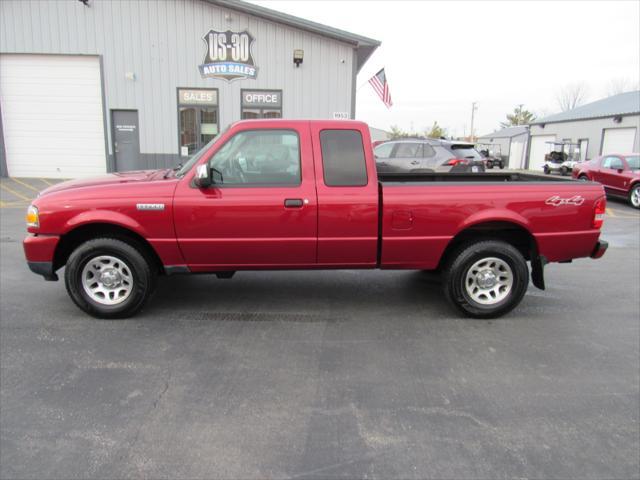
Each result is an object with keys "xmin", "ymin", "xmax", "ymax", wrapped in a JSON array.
[{"xmin": 198, "ymin": 30, "xmax": 258, "ymax": 81}]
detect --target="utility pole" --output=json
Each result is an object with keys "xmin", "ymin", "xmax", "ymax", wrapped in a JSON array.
[{"xmin": 470, "ymin": 102, "xmax": 478, "ymax": 142}]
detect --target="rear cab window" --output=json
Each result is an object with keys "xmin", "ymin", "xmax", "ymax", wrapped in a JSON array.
[{"xmin": 320, "ymin": 130, "xmax": 368, "ymax": 186}]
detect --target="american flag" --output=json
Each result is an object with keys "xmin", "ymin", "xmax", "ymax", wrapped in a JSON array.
[{"xmin": 368, "ymin": 68, "xmax": 393, "ymax": 108}]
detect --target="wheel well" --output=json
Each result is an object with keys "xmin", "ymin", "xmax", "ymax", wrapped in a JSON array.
[
  {"xmin": 438, "ymin": 221, "xmax": 537, "ymax": 269},
  {"xmin": 53, "ymin": 223, "xmax": 164, "ymax": 274}
]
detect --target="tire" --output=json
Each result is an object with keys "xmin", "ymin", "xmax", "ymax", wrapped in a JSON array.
[
  {"xmin": 543, "ymin": 166, "xmax": 550, "ymax": 174},
  {"xmin": 442, "ymin": 240, "xmax": 529, "ymax": 319},
  {"xmin": 561, "ymin": 166, "xmax": 569, "ymax": 176},
  {"xmin": 486, "ymin": 161, "xmax": 493, "ymax": 169},
  {"xmin": 65, "ymin": 238, "xmax": 157, "ymax": 319},
  {"xmin": 578, "ymin": 174, "xmax": 589, "ymax": 181},
  {"xmin": 629, "ymin": 184, "xmax": 640, "ymax": 209}
]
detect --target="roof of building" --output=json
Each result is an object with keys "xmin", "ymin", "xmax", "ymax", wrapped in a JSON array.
[
  {"xmin": 478, "ymin": 125, "xmax": 529, "ymax": 139},
  {"xmin": 532, "ymin": 90, "xmax": 640, "ymax": 125},
  {"xmin": 207, "ymin": 0, "xmax": 381, "ymax": 72}
]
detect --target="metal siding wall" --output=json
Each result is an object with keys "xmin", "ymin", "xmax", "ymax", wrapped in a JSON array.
[
  {"xmin": 529, "ymin": 114, "xmax": 640, "ymax": 160},
  {"xmin": 0, "ymin": 0, "xmax": 355, "ymax": 169}
]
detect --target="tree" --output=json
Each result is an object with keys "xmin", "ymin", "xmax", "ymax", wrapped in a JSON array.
[
  {"xmin": 500, "ymin": 104, "xmax": 536, "ymax": 128},
  {"xmin": 556, "ymin": 83, "xmax": 589, "ymax": 112},
  {"xmin": 605, "ymin": 77, "xmax": 639, "ymax": 96},
  {"xmin": 389, "ymin": 125, "xmax": 410, "ymax": 139},
  {"xmin": 424, "ymin": 121, "xmax": 447, "ymax": 139}
]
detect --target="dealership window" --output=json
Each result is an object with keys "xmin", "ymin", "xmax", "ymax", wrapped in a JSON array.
[
  {"xmin": 177, "ymin": 88, "xmax": 219, "ymax": 157},
  {"xmin": 241, "ymin": 89, "xmax": 282, "ymax": 119}
]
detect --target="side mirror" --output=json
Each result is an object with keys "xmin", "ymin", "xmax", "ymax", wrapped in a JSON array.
[
  {"xmin": 193, "ymin": 164, "xmax": 212, "ymax": 188},
  {"xmin": 617, "ymin": 168, "xmax": 624, "ymax": 174}
]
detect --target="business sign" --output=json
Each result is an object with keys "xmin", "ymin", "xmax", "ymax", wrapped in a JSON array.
[
  {"xmin": 178, "ymin": 88, "xmax": 218, "ymax": 105},
  {"xmin": 333, "ymin": 112, "xmax": 349, "ymax": 120},
  {"xmin": 199, "ymin": 30, "xmax": 257, "ymax": 81},
  {"xmin": 241, "ymin": 90, "xmax": 282, "ymax": 109}
]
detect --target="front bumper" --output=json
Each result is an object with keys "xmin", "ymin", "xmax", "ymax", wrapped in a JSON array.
[
  {"xmin": 23, "ymin": 234, "xmax": 60, "ymax": 281},
  {"xmin": 590, "ymin": 240, "xmax": 608, "ymax": 259}
]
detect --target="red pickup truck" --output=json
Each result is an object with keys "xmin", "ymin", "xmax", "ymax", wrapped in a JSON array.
[{"xmin": 24, "ymin": 120, "xmax": 608, "ymax": 319}]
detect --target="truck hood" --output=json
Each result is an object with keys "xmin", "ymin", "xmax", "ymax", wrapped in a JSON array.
[{"xmin": 38, "ymin": 170, "xmax": 168, "ymax": 197}]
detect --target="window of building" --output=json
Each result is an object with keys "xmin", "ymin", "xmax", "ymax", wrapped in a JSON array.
[
  {"xmin": 320, "ymin": 130, "xmax": 368, "ymax": 187},
  {"xmin": 209, "ymin": 129, "xmax": 300, "ymax": 186},
  {"xmin": 177, "ymin": 88, "xmax": 219, "ymax": 157},
  {"xmin": 241, "ymin": 89, "xmax": 282, "ymax": 119}
]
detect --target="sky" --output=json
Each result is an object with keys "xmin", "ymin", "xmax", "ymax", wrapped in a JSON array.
[{"xmin": 251, "ymin": 0, "xmax": 640, "ymax": 137}]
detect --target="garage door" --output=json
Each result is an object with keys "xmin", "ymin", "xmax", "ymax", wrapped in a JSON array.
[
  {"xmin": 528, "ymin": 135, "xmax": 555, "ymax": 171},
  {"xmin": 509, "ymin": 140, "xmax": 525, "ymax": 169},
  {"xmin": 0, "ymin": 54, "xmax": 106, "ymax": 178},
  {"xmin": 601, "ymin": 128, "xmax": 636, "ymax": 155}
]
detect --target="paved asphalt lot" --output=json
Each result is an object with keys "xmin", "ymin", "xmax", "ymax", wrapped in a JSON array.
[{"xmin": 1, "ymin": 178, "xmax": 639, "ymax": 479}]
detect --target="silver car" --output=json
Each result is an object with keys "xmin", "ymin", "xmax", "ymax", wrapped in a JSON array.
[{"xmin": 374, "ymin": 138, "xmax": 486, "ymax": 174}]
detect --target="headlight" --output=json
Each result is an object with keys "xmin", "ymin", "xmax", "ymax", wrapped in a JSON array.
[{"xmin": 26, "ymin": 205, "xmax": 39, "ymax": 228}]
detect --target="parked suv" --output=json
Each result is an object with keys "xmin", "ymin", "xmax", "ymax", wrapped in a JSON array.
[{"xmin": 374, "ymin": 138, "xmax": 486, "ymax": 174}]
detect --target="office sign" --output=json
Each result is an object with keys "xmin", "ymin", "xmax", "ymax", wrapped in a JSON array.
[
  {"xmin": 199, "ymin": 30, "xmax": 258, "ymax": 81},
  {"xmin": 178, "ymin": 88, "xmax": 218, "ymax": 105},
  {"xmin": 241, "ymin": 90, "xmax": 282, "ymax": 108}
]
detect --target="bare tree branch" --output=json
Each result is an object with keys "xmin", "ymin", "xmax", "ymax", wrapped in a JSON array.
[
  {"xmin": 556, "ymin": 83, "xmax": 589, "ymax": 112},
  {"xmin": 605, "ymin": 77, "xmax": 639, "ymax": 96}
]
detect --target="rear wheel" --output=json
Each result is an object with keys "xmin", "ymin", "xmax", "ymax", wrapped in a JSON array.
[
  {"xmin": 629, "ymin": 184, "xmax": 640, "ymax": 209},
  {"xmin": 578, "ymin": 174, "xmax": 589, "ymax": 181},
  {"xmin": 443, "ymin": 240, "xmax": 529, "ymax": 319},
  {"xmin": 560, "ymin": 166, "xmax": 569, "ymax": 176},
  {"xmin": 65, "ymin": 238, "xmax": 157, "ymax": 319},
  {"xmin": 543, "ymin": 165, "xmax": 550, "ymax": 174}
]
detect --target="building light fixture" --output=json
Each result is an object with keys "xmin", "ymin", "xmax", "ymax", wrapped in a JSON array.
[{"xmin": 293, "ymin": 49, "xmax": 304, "ymax": 67}]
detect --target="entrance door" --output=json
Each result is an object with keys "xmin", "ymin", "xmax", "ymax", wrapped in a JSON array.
[{"xmin": 111, "ymin": 110, "xmax": 140, "ymax": 172}]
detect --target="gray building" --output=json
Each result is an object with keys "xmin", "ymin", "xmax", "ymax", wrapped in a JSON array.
[
  {"xmin": 527, "ymin": 91, "xmax": 640, "ymax": 171},
  {"xmin": 0, "ymin": 0, "xmax": 379, "ymax": 178},
  {"xmin": 476, "ymin": 125, "xmax": 529, "ymax": 169}
]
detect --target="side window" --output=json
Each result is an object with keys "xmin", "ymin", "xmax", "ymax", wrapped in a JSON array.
[
  {"xmin": 422, "ymin": 144, "xmax": 436, "ymax": 157},
  {"xmin": 209, "ymin": 130, "xmax": 300, "ymax": 186},
  {"xmin": 320, "ymin": 129, "xmax": 368, "ymax": 187},
  {"xmin": 374, "ymin": 142, "xmax": 394, "ymax": 159},
  {"xmin": 394, "ymin": 142, "xmax": 422, "ymax": 158},
  {"xmin": 603, "ymin": 156, "xmax": 624, "ymax": 170}
]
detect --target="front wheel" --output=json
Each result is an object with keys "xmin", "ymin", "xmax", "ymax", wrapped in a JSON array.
[
  {"xmin": 442, "ymin": 240, "xmax": 529, "ymax": 319},
  {"xmin": 629, "ymin": 184, "xmax": 640, "ymax": 209},
  {"xmin": 65, "ymin": 238, "xmax": 157, "ymax": 319},
  {"xmin": 543, "ymin": 166, "xmax": 550, "ymax": 174}
]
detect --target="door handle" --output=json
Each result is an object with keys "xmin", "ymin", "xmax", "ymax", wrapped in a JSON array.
[
  {"xmin": 284, "ymin": 198, "xmax": 305, "ymax": 208},
  {"xmin": 410, "ymin": 160, "xmax": 420, "ymax": 165}
]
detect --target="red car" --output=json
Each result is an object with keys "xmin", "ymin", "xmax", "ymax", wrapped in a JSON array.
[
  {"xmin": 573, "ymin": 154, "xmax": 640, "ymax": 209},
  {"xmin": 24, "ymin": 120, "xmax": 607, "ymax": 319}
]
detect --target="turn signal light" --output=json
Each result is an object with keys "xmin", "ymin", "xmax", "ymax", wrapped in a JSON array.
[
  {"xmin": 593, "ymin": 196, "xmax": 606, "ymax": 229},
  {"xmin": 446, "ymin": 158, "xmax": 469, "ymax": 166},
  {"xmin": 26, "ymin": 205, "xmax": 39, "ymax": 228}
]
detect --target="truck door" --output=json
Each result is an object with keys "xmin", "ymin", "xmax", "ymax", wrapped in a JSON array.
[
  {"xmin": 173, "ymin": 123, "xmax": 318, "ymax": 269},
  {"xmin": 310, "ymin": 123, "xmax": 379, "ymax": 266}
]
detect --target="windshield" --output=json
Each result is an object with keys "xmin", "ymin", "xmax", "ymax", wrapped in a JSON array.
[
  {"xmin": 626, "ymin": 155, "xmax": 640, "ymax": 170},
  {"xmin": 175, "ymin": 133, "xmax": 225, "ymax": 178}
]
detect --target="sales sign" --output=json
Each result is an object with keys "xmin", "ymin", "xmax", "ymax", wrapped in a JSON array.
[{"xmin": 199, "ymin": 30, "xmax": 258, "ymax": 81}]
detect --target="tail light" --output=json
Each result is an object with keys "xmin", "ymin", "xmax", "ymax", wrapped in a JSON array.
[
  {"xmin": 446, "ymin": 158, "xmax": 469, "ymax": 166},
  {"xmin": 593, "ymin": 196, "xmax": 606, "ymax": 229}
]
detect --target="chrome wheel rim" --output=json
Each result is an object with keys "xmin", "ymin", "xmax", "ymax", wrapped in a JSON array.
[
  {"xmin": 464, "ymin": 257, "xmax": 513, "ymax": 306},
  {"xmin": 631, "ymin": 188, "xmax": 640, "ymax": 208},
  {"xmin": 81, "ymin": 255, "xmax": 133, "ymax": 305}
]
